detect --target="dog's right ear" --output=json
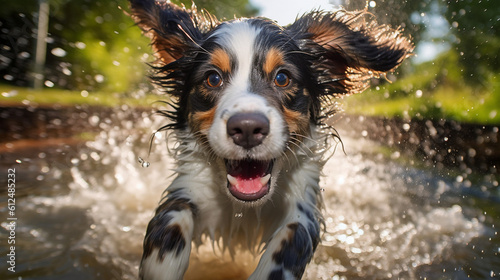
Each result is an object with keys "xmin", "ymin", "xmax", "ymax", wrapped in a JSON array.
[
  {"xmin": 287, "ymin": 10, "xmax": 413, "ymax": 96},
  {"xmin": 129, "ymin": 0, "xmax": 216, "ymax": 65}
]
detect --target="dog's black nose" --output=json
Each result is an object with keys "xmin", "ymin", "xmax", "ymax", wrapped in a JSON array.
[{"xmin": 227, "ymin": 113, "xmax": 270, "ymax": 149}]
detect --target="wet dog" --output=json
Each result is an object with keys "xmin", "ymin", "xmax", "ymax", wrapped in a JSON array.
[{"xmin": 129, "ymin": 1, "xmax": 412, "ymax": 279}]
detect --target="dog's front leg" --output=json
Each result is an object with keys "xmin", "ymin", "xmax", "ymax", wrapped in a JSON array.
[
  {"xmin": 139, "ymin": 195, "xmax": 196, "ymax": 280},
  {"xmin": 249, "ymin": 204, "xmax": 321, "ymax": 280}
]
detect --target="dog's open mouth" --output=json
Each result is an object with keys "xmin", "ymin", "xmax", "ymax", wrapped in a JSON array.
[{"xmin": 225, "ymin": 159, "xmax": 274, "ymax": 201}]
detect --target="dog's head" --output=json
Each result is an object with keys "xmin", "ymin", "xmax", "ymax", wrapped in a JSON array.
[{"xmin": 130, "ymin": 0, "xmax": 412, "ymax": 204}]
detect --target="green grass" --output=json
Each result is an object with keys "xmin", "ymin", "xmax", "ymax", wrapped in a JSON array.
[
  {"xmin": 2, "ymin": 50, "xmax": 499, "ymax": 126},
  {"xmin": 343, "ymin": 51, "xmax": 500, "ymax": 125},
  {"xmin": 0, "ymin": 84, "xmax": 161, "ymax": 108},
  {"xmin": 344, "ymin": 84, "xmax": 500, "ymax": 125}
]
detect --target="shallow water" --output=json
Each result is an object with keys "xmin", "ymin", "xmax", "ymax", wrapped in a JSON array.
[{"xmin": 0, "ymin": 108, "xmax": 499, "ymax": 279}]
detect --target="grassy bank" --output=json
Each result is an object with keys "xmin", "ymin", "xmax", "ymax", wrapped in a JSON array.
[
  {"xmin": 343, "ymin": 51, "xmax": 500, "ymax": 125},
  {"xmin": 2, "ymin": 50, "xmax": 499, "ymax": 127},
  {"xmin": 0, "ymin": 84, "xmax": 160, "ymax": 108}
]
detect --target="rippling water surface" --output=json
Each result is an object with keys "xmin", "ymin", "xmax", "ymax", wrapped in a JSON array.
[{"xmin": 1, "ymin": 108, "xmax": 498, "ymax": 279}]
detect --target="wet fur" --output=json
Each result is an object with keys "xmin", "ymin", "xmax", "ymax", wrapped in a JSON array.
[{"xmin": 129, "ymin": 1, "xmax": 412, "ymax": 279}]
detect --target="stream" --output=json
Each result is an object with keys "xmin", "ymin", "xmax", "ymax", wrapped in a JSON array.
[{"xmin": 0, "ymin": 107, "xmax": 499, "ymax": 279}]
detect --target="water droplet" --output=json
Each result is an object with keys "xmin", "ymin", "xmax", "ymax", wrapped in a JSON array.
[
  {"xmin": 351, "ymin": 247, "xmax": 362, "ymax": 253},
  {"xmin": 3, "ymin": 75, "xmax": 14, "ymax": 81},
  {"xmin": 122, "ymin": 226, "xmax": 131, "ymax": 232},
  {"xmin": 415, "ymin": 89, "xmax": 423, "ymax": 98},
  {"xmin": 138, "ymin": 157, "xmax": 150, "ymax": 168},
  {"xmin": 75, "ymin": 41, "xmax": 86, "ymax": 49},
  {"xmin": 51, "ymin": 47, "xmax": 67, "ymax": 57},
  {"xmin": 94, "ymin": 74, "xmax": 104, "ymax": 83},
  {"xmin": 44, "ymin": 80, "xmax": 54, "ymax": 87},
  {"xmin": 89, "ymin": 115, "xmax": 100, "ymax": 126},
  {"xmin": 234, "ymin": 212, "xmax": 243, "ymax": 218},
  {"xmin": 15, "ymin": 159, "xmax": 22, "ymax": 164}
]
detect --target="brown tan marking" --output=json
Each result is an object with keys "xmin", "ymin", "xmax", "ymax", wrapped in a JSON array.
[
  {"xmin": 130, "ymin": 4, "xmax": 189, "ymax": 65},
  {"xmin": 210, "ymin": 48, "xmax": 232, "ymax": 73},
  {"xmin": 284, "ymin": 107, "xmax": 309, "ymax": 136},
  {"xmin": 308, "ymin": 20, "xmax": 350, "ymax": 50},
  {"xmin": 190, "ymin": 107, "xmax": 217, "ymax": 132},
  {"xmin": 263, "ymin": 48, "xmax": 285, "ymax": 75},
  {"xmin": 130, "ymin": 2, "xmax": 220, "ymax": 66}
]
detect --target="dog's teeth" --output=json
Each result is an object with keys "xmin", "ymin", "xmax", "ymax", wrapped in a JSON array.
[
  {"xmin": 227, "ymin": 174, "xmax": 238, "ymax": 186},
  {"xmin": 260, "ymin": 174, "xmax": 271, "ymax": 185}
]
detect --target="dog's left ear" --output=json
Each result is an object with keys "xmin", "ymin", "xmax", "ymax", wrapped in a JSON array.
[
  {"xmin": 129, "ymin": 0, "xmax": 217, "ymax": 65},
  {"xmin": 287, "ymin": 10, "xmax": 413, "ymax": 95}
]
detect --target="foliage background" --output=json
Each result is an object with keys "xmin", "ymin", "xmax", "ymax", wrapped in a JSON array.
[
  {"xmin": 0, "ymin": 0, "xmax": 257, "ymax": 93},
  {"xmin": 0, "ymin": 0, "xmax": 498, "ymax": 124}
]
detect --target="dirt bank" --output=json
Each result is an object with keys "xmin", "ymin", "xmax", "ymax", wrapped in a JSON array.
[
  {"xmin": 1, "ymin": 106, "xmax": 498, "ymax": 174},
  {"xmin": 0, "ymin": 105, "xmax": 152, "ymax": 142},
  {"xmin": 333, "ymin": 115, "xmax": 499, "ymax": 174}
]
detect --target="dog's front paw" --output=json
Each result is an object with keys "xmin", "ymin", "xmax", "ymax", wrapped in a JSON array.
[{"xmin": 140, "ymin": 197, "xmax": 197, "ymax": 280}]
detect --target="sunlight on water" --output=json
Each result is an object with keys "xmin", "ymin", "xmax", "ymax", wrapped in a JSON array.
[
  {"xmin": 305, "ymin": 136, "xmax": 484, "ymax": 279},
  {"xmin": 11, "ymin": 108, "xmax": 493, "ymax": 279},
  {"xmin": 12, "ymin": 109, "xmax": 174, "ymax": 279}
]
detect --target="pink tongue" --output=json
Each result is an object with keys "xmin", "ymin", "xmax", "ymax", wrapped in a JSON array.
[{"xmin": 233, "ymin": 177, "xmax": 264, "ymax": 194}]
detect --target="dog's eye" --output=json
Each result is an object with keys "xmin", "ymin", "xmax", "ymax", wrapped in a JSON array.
[
  {"xmin": 274, "ymin": 72, "xmax": 290, "ymax": 87},
  {"xmin": 206, "ymin": 72, "xmax": 223, "ymax": 88}
]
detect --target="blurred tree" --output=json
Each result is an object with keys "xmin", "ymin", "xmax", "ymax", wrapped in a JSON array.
[
  {"xmin": 445, "ymin": 0, "xmax": 500, "ymax": 86},
  {"xmin": 0, "ymin": 0, "xmax": 257, "ymax": 92},
  {"xmin": 0, "ymin": 1, "xmax": 38, "ymax": 88},
  {"xmin": 47, "ymin": 0, "xmax": 151, "ymax": 92},
  {"xmin": 345, "ymin": 0, "xmax": 499, "ymax": 87},
  {"xmin": 175, "ymin": 0, "xmax": 258, "ymax": 19}
]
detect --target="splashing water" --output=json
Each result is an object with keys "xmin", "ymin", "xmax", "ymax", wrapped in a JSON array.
[
  {"xmin": 138, "ymin": 157, "xmax": 150, "ymax": 168},
  {"xmin": 305, "ymin": 136, "xmax": 491, "ymax": 279},
  {"xmin": 2, "ymin": 107, "xmax": 499, "ymax": 279}
]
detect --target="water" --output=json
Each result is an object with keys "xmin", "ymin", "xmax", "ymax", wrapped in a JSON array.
[{"xmin": 1, "ymin": 107, "xmax": 499, "ymax": 279}]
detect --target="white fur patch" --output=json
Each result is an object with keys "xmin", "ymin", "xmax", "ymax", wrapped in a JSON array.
[
  {"xmin": 140, "ymin": 209, "xmax": 194, "ymax": 280},
  {"xmin": 141, "ymin": 247, "xmax": 191, "ymax": 280},
  {"xmin": 212, "ymin": 20, "xmax": 259, "ymax": 89},
  {"xmin": 208, "ymin": 93, "xmax": 287, "ymax": 160},
  {"xmin": 207, "ymin": 21, "xmax": 287, "ymax": 161}
]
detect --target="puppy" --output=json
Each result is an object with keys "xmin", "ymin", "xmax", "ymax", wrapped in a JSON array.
[{"xmin": 129, "ymin": 1, "xmax": 412, "ymax": 279}]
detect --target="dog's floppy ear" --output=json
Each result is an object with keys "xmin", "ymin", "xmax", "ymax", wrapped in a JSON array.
[
  {"xmin": 288, "ymin": 10, "xmax": 413, "ymax": 95},
  {"xmin": 129, "ymin": 0, "xmax": 217, "ymax": 65}
]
